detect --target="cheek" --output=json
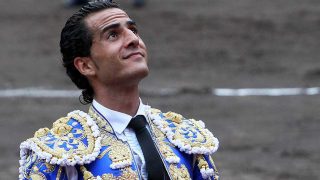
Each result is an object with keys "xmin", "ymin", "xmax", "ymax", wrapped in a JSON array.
[
  {"xmin": 91, "ymin": 44, "xmax": 118, "ymax": 61},
  {"xmin": 90, "ymin": 43, "xmax": 104, "ymax": 59}
]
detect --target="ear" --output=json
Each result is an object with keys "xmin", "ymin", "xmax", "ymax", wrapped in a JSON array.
[{"xmin": 74, "ymin": 57, "xmax": 96, "ymax": 76}]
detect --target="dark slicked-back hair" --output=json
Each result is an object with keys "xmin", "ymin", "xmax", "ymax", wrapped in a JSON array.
[{"xmin": 60, "ymin": 0, "xmax": 119, "ymax": 104}]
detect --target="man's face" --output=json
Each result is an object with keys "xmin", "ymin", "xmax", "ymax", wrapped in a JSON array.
[{"xmin": 84, "ymin": 8, "xmax": 149, "ymax": 87}]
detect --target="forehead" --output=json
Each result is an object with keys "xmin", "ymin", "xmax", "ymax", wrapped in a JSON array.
[{"xmin": 85, "ymin": 8, "xmax": 131, "ymax": 31}]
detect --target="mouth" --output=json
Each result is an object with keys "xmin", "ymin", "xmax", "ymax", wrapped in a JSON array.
[{"xmin": 123, "ymin": 52, "xmax": 144, "ymax": 59}]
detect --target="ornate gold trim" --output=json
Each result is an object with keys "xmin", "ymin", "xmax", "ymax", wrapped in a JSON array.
[
  {"xmin": 56, "ymin": 166, "xmax": 63, "ymax": 180},
  {"xmin": 32, "ymin": 113, "xmax": 96, "ymax": 159},
  {"xmin": 169, "ymin": 164, "xmax": 191, "ymax": 180},
  {"xmin": 89, "ymin": 107, "xmax": 113, "ymax": 134}
]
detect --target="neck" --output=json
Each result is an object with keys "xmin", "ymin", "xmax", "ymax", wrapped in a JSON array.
[{"xmin": 93, "ymin": 85, "xmax": 140, "ymax": 116}]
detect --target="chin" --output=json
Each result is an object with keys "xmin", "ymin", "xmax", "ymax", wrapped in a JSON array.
[
  {"xmin": 136, "ymin": 67, "xmax": 149, "ymax": 79},
  {"xmin": 123, "ymin": 63, "xmax": 149, "ymax": 81},
  {"xmin": 120, "ymin": 68, "xmax": 148, "ymax": 87}
]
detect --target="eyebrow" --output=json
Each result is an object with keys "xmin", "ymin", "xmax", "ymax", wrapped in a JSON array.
[
  {"xmin": 100, "ymin": 20, "xmax": 137, "ymax": 38},
  {"xmin": 101, "ymin": 23, "xmax": 120, "ymax": 35},
  {"xmin": 127, "ymin": 20, "xmax": 136, "ymax": 26}
]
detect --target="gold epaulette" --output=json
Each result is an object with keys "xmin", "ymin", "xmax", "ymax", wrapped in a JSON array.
[
  {"xmin": 19, "ymin": 110, "xmax": 102, "ymax": 167},
  {"xmin": 149, "ymin": 108, "xmax": 219, "ymax": 155}
]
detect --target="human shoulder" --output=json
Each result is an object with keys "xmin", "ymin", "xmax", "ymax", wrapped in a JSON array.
[
  {"xmin": 19, "ymin": 110, "xmax": 102, "ymax": 170},
  {"xmin": 147, "ymin": 107, "xmax": 219, "ymax": 155}
]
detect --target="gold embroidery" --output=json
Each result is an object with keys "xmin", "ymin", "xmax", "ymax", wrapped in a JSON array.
[
  {"xmin": 56, "ymin": 166, "xmax": 63, "ymax": 180},
  {"xmin": 151, "ymin": 108, "xmax": 161, "ymax": 114},
  {"xmin": 209, "ymin": 156, "xmax": 220, "ymax": 180},
  {"xmin": 150, "ymin": 121, "xmax": 180, "ymax": 163},
  {"xmin": 98, "ymin": 133, "xmax": 132, "ymax": 166},
  {"xmin": 151, "ymin": 124, "xmax": 166, "ymax": 139},
  {"xmin": 80, "ymin": 166, "xmax": 138, "ymax": 180},
  {"xmin": 54, "ymin": 136, "xmax": 87, "ymax": 153},
  {"xmin": 197, "ymin": 155, "xmax": 219, "ymax": 179},
  {"xmin": 158, "ymin": 140, "xmax": 179, "ymax": 162},
  {"xmin": 172, "ymin": 119, "xmax": 215, "ymax": 149},
  {"xmin": 34, "ymin": 128, "xmax": 50, "ymax": 138},
  {"xmin": 80, "ymin": 166, "xmax": 95, "ymax": 180},
  {"xmin": 89, "ymin": 107, "xmax": 113, "ymax": 133},
  {"xmin": 151, "ymin": 124, "xmax": 175, "ymax": 149},
  {"xmin": 169, "ymin": 164, "xmax": 191, "ymax": 180},
  {"xmin": 32, "ymin": 113, "xmax": 96, "ymax": 160},
  {"xmin": 32, "ymin": 166, "xmax": 39, "ymax": 172},
  {"xmin": 101, "ymin": 167, "xmax": 138, "ymax": 180},
  {"xmin": 164, "ymin": 111, "xmax": 183, "ymax": 123},
  {"xmin": 197, "ymin": 155, "xmax": 209, "ymax": 170},
  {"xmin": 99, "ymin": 133, "xmax": 117, "ymax": 146},
  {"xmin": 89, "ymin": 106, "xmax": 133, "ymax": 168},
  {"xmin": 52, "ymin": 122, "xmax": 72, "ymax": 136},
  {"xmin": 97, "ymin": 149, "xmax": 108, "ymax": 159},
  {"xmin": 96, "ymin": 133, "xmax": 111, "ymax": 159},
  {"xmin": 103, "ymin": 136, "xmax": 132, "ymax": 168},
  {"xmin": 151, "ymin": 109, "xmax": 218, "ymax": 153},
  {"xmin": 29, "ymin": 171, "xmax": 46, "ymax": 180},
  {"xmin": 43, "ymin": 163, "xmax": 56, "ymax": 173},
  {"xmin": 119, "ymin": 167, "xmax": 138, "ymax": 179}
]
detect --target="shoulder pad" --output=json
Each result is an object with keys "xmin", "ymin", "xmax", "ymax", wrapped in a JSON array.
[
  {"xmin": 149, "ymin": 109, "xmax": 219, "ymax": 155},
  {"xmin": 19, "ymin": 110, "xmax": 102, "ymax": 167}
]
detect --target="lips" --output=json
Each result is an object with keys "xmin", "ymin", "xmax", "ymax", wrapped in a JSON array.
[{"xmin": 123, "ymin": 52, "xmax": 144, "ymax": 59}]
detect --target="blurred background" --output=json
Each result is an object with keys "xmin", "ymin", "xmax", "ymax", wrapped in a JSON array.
[{"xmin": 1, "ymin": 0, "xmax": 320, "ymax": 179}]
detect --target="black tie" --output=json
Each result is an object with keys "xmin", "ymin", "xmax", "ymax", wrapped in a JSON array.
[{"xmin": 128, "ymin": 115, "xmax": 168, "ymax": 180}]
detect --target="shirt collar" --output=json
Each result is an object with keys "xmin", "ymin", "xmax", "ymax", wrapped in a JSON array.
[{"xmin": 92, "ymin": 99, "xmax": 147, "ymax": 134}]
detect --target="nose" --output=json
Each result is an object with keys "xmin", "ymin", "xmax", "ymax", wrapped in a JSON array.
[{"xmin": 124, "ymin": 28, "xmax": 139, "ymax": 48}]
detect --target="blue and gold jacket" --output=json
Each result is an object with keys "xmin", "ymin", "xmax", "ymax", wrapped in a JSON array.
[{"xmin": 19, "ymin": 106, "xmax": 219, "ymax": 180}]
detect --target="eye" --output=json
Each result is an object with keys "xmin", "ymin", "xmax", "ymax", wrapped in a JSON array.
[
  {"xmin": 107, "ymin": 31, "xmax": 118, "ymax": 40},
  {"xmin": 129, "ymin": 27, "xmax": 138, "ymax": 34}
]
